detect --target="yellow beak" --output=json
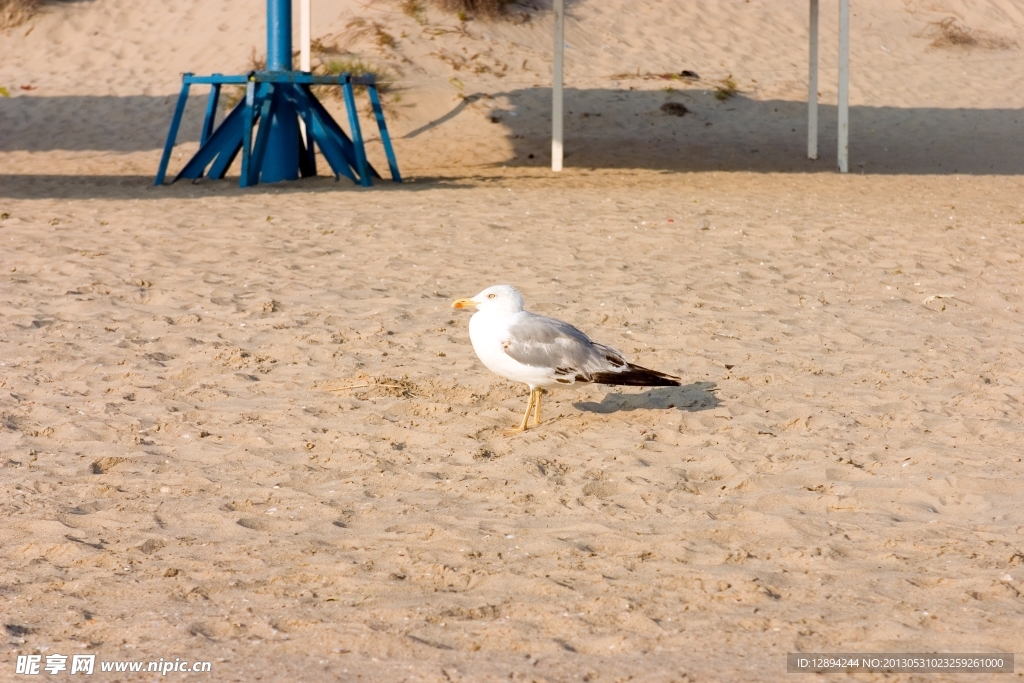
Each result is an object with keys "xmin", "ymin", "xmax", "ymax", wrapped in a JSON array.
[{"xmin": 452, "ymin": 298, "xmax": 476, "ymax": 310}]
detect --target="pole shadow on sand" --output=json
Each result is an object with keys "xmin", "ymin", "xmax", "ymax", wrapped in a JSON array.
[
  {"xmin": 482, "ymin": 87, "xmax": 1024, "ymax": 175},
  {"xmin": 3, "ymin": 85, "xmax": 1024, "ymax": 200},
  {"xmin": 573, "ymin": 381, "xmax": 719, "ymax": 415}
]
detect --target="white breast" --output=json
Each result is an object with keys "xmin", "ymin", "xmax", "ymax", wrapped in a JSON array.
[{"xmin": 468, "ymin": 311, "xmax": 556, "ymax": 389}]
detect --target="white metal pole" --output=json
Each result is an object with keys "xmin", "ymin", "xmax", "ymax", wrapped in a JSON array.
[
  {"xmin": 551, "ymin": 0, "xmax": 564, "ymax": 172},
  {"xmin": 837, "ymin": 0, "xmax": 849, "ymax": 172},
  {"xmin": 807, "ymin": 0, "xmax": 819, "ymax": 160},
  {"xmin": 300, "ymin": 0, "xmax": 311, "ymax": 72}
]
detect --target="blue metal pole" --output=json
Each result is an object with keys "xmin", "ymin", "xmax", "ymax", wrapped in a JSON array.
[
  {"xmin": 342, "ymin": 76, "xmax": 371, "ymax": 186},
  {"xmin": 262, "ymin": 0, "xmax": 300, "ymax": 182},
  {"xmin": 240, "ymin": 81, "xmax": 257, "ymax": 187},
  {"xmin": 368, "ymin": 84, "xmax": 402, "ymax": 182},
  {"xmin": 200, "ymin": 83, "xmax": 221, "ymax": 146},
  {"xmin": 154, "ymin": 78, "xmax": 192, "ymax": 185},
  {"xmin": 267, "ymin": 0, "xmax": 292, "ymax": 71}
]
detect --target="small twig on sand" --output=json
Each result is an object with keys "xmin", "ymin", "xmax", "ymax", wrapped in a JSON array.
[
  {"xmin": 321, "ymin": 383, "xmax": 370, "ymax": 391},
  {"xmin": 317, "ymin": 383, "xmax": 410, "ymax": 392}
]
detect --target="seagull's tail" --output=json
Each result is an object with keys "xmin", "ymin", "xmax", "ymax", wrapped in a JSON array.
[{"xmin": 592, "ymin": 364, "xmax": 681, "ymax": 387}]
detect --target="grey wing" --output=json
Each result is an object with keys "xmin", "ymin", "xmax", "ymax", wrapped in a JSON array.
[{"xmin": 502, "ymin": 313, "xmax": 627, "ymax": 382}]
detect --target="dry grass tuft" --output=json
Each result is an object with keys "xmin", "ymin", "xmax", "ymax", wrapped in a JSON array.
[
  {"xmin": 1, "ymin": 0, "xmax": 41, "ymax": 30},
  {"xmin": 342, "ymin": 17, "xmax": 397, "ymax": 50},
  {"xmin": 1, "ymin": 0, "xmax": 85, "ymax": 32},
  {"xmin": 220, "ymin": 49, "xmax": 267, "ymax": 108},
  {"xmin": 308, "ymin": 31, "xmax": 398, "ymax": 99},
  {"xmin": 309, "ymin": 41, "xmax": 403, "ymax": 113},
  {"xmin": 431, "ymin": 0, "xmax": 514, "ymax": 19},
  {"xmin": 928, "ymin": 17, "xmax": 1016, "ymax": 50},
  {"xmin": 247, "ymin": 47, "xmax": 267, "ymax": 72},
  {"xmin": 714, "ymin": 75, "xmax": 738, "ymax": 101},
  {"xmin": 400, "ymin": 0, "xmax": 427, "ymax": 24},
  {"xmin": 317, "ymin": 57, "xmax": 396, "ymax": 97}
]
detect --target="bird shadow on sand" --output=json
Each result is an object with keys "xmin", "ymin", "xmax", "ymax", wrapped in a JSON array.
[{"xmin": 573, "ymin": 382, "xmax": 719, "ymax": 414}]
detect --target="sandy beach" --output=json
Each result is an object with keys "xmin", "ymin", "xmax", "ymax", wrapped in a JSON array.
[{"xmin": 2, "ymin": 1, "xmax": 1024, "ymax": 681}]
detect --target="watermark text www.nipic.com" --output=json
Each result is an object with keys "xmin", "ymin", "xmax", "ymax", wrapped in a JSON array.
[
  {"xmin": 787, "ymin": 653, "xmax": 1014, "ymax": 673},
  {"xmin": 15, "ymin": 654, "xmax": 213, "ymax": 675}
]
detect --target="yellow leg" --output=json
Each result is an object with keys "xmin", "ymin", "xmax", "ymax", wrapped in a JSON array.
[
  {"xmin": 503, "ymin": 389, "xmax": 537, "ymax": 435},
  {"xmin": 531, "ymin": 389, "xmax": 543, "ymax": 426}
]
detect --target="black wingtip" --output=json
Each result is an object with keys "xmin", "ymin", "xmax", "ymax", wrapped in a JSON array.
[{"xmin": 592, "ymin": 363, "xmax": 682, "ymax": 387}]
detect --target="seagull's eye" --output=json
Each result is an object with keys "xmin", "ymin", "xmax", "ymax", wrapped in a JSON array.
[{"xmin": 488, "ymin": 293, "xmax": 496, "ymax": 299}]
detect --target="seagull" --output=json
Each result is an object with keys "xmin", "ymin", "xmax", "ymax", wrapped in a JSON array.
[{"xmin": 452, "ymin": 285, "xmax": 681, "ymax": 434}]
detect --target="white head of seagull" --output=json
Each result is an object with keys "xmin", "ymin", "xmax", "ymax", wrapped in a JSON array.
[{"xmin": 451, "ymin": 284, "xmax": 524, "ymax": 316}]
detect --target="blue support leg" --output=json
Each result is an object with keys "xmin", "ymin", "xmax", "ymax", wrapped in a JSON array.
[
  {"xmin": 176, "ymin": 86, "xmax": 257, "ymax": 182},
  {"xmin": 307, "ymin": 109, "xmax": 357, "ymax": 182},
  {"xmin": 155, "ymin": 78, "xmax": 192, "ymax": 185},
  {"xmin": 193, "ymin": 98, "xmax": 250, "ymax": 181},
  {"xmin": 342, "ymin": 77, "xmax": 372, "ymax": 186},
  {"xmin": 248, "ymin": 84, "xmax": 279, "ymax": 185},
  {"xmin": 201, "ymin": 82, "xmax": 221, "ymax": 146},
  {"xmin": 303, "ymin": 90, "xmax": 368, "ymax": 181},
  {"xmin": 368, "ymin": 85, "xmax": 401, "ymax": 182},
  {"xmin": 240, "ymin": 81, "xmax": 258, "ymax": 188}
]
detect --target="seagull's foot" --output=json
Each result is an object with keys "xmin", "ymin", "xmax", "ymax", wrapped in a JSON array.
[
  {"xmin": 503, "ymin": 388, "xmax": 539, "ymax": 435},
  {"xmin": 530, "ymin": 389, "xmax": 543, "ymax": 426}
]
